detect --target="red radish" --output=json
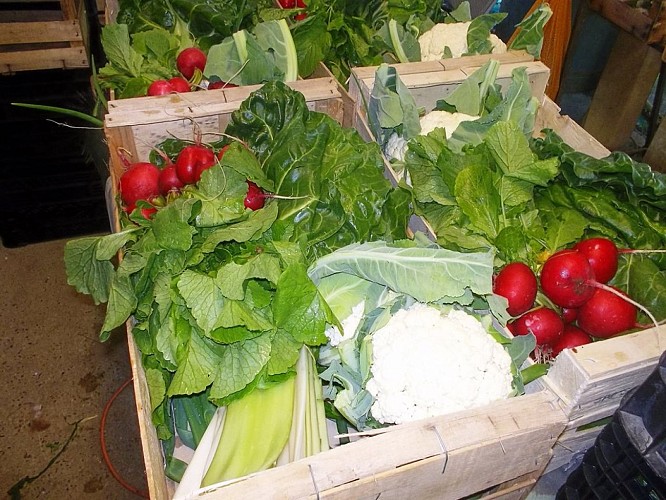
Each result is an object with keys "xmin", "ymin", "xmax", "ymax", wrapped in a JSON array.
[
  {"xmin": 208, "ymin": 80, "xmax": 238, "ymax": 90},
  {"xmin": 540, "ymin": 250, "xmax": 596, "ymax": 308},
  {"xmin": 550, "ymin": 325, "xmax": 591, "ymax": 356},
  {"xmin": 294, "ymin": 0, "xmax": 307, "ymax": 20},
  {"xmin": 168, "ymin": 77, "xmax": 191, "ymax": 93},
  {"xmin": 577, "ymin": 286, "xmax": 638, "ymax": 338},
  {"xmin": 176, "ymin": 47, "xmax": 207, "ymax": 80},
  {"xmin": 277, "ymin": 0, "xmax": 296, "ymax": 6},
  {"xmin": 574, "ymin": 237, "xmax": 666, "ymax": 283},
  {"xmin": 573, "ymin": 237, "xmax": 618, "ymax": 284},
  {"xmin": 509, "ymin": 307, "xmax": 564, "ymax": 346},
  {"xmin": 561, "ymin": 307, "xmax": 578, "ymax": 324},
  {"xmin": 175, "ymin": 145, "xmax": 216, "ymax": 184},
  {"xmin": 119, "ymin": 162, "xmax": 161, "ymax": 207},
  {"xmin": 244, "ymin": 181, "xmax": 266, "ymax": 210},
  {"xmin": 493, "ymin": 262, "xmax": 537, "ymax": 316},
  {"xmin": 158, "ymin": 164, "xmax": 185, "ymax": 195},
  {"xmin": 125, "ymin": 204, "xmax": 157, "ymax": 219},
  {"xmin": 147, "ymin": 80, "xmax": 173, "ymax": 96}
]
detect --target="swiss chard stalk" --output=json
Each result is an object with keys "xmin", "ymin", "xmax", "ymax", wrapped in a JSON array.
[{"xmin": 201, "ymin": 376, "xmax": 296, "ymax": 485}]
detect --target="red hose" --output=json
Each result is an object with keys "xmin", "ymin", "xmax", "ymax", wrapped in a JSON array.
[{"xmin": 100, "ymin": 377, "xmax": 150, "ymax": 498}]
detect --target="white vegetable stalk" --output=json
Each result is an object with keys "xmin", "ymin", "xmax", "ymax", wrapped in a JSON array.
[{"xmin": 171, "ymin": 346, "xmax": 328, "ymax": 498}]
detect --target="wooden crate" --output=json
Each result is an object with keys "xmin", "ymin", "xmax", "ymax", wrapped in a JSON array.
[
  {"xmin": 348, "ymin": 54, "xmax": 666, "ymax": 482},
  {"xmin": 104, "ymin": 75, "xmax": 571, "ymax": 500},
  {"xmin": 104, "ymin": 74, "xmax": 353, "ymax": 193},
  {"xmin": 348, "ymin": 51, "xmax": 551, "ymax": 127},
  {"xmin": 104, "ymin": 77, "xmax": 345, "ymax": 499},
  {"xmin": 0, "ymin": 0, "xmax": 90, "ymax": 74},
  {"xmin": 540, "ymin": 325, "xmax": 666, "ymax": 473}
]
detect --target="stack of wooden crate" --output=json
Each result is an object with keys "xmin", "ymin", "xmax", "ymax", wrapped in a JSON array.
[
  {"xmin": 0, "ymin": 0, "xmax": 91, "ymax": 74},
  {"xmin": 101, "ymin": 50, "xmax": 666, "ymax": 498}
]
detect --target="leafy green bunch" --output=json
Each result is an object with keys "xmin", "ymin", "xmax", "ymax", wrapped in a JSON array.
[{"xmin": 65, "ymin": 81, "xmax": 410, "ymax": 470}]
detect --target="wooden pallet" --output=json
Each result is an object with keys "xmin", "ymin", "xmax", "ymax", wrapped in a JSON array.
[{"xmin": 0, "ymin": 0, "xmax": 89, "ymax": 74}]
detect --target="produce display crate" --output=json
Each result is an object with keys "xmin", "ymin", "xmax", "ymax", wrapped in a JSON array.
[
  {"xmin": 348, "ymin": 50, "xmax": 551, "ymax": 130},
  {"xmin": 0, "ymin": 0, "xmax": 90, "ymax": 74},
  {"xmin": 104, "ymin": 69, "xmax": 353, "ymax": 183},
  {"xmin": 104, "ymin": 72, "xmax": 572, "ymax": 500},
  {"xmin": 104, "ymin": 76, "xmax": 343, "ymax": 499},
  {"xmin": 348, "ymin": 52, "xmax": 666, "ymax": 483}
]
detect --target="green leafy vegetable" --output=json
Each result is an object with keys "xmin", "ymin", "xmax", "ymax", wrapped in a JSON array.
[
  {"xmin": 64, "ymin": 81, "xmax": 410, "ymax": 468},
  {"xmin": 507, "ymin": 3, "xmax": 554, "ymax": 59},
  {"xmin": 204, "ymin": 19, "xmax": 298, "ymax": 86}
]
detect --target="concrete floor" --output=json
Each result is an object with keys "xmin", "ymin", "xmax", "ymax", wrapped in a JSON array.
[{"xmin": 1, "ymin": 237, "xmax": 148, "ymax": 499}]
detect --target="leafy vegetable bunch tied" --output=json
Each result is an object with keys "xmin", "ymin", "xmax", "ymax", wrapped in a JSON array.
[{"xmin": 64, "ymin": 81, "xmax": 410, "ymax": 483}]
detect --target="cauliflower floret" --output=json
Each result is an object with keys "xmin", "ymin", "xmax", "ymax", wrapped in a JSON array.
[
  {"xmin": 365, "ymin": 303, "xmax": 513, "ymax": 425},
  {"xmin": 325, "ymin": 301, "xmax": 365, "ymax": 347},
  {"xmin": 418, "ymin": 22, "xmax": 507, "ymax": 61},
  {"xmin": 384, "ymin": 111, "xmax": 478, "ymax": 161},
  {"xmin": 385, "ymin": 133, "xmax": 409, "ymax": 162},
  {"xmin": 419, "ymin": 110, "xmax": 480, "ymax": 138}
]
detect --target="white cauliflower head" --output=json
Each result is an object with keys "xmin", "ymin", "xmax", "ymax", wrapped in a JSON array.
[
  {"xmin": 418, "ymin": 22, "xmax": 507, "ymax": 61},
  {"xmin": 384, "ymin": 111, "xmax": 479, "ymax": 161},
  {"xmin": 325, "ymin": 301, "xmax": 365, "ymax": 347},
  {"xmin": 365, "ymin": 303, "xmax": 514, "ymax": 425},
  {"xmin": 419, "ymin": 110, "xmax": 480, "ymax": 138},
  {"xmin": 385, "ymin": 133, "xmax": 409, "ymax": 162}
]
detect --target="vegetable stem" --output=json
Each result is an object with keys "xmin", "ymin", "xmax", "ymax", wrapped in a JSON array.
[
  {"xmin": 201, "ymin": 376, "xmax": 296, "ymax": 486},
  {"xmin": 11, "ymin": 103, "xmax": 104, "ymax": 127}
]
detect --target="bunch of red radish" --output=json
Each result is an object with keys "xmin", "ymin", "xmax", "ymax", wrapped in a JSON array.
[
  {"xmin": 146, "ymin": 47, "xmax": 237, "ymax": 96},
  {"xmin": 493, "ymin": 238, "xmax": 659, "ymax": 358},
  {"xmin": 118, "ymin": 142, "xmax": 270, "ymax": 218},
  {"xmin": 277, "ymin": 0, "xmax": 308, "ymax": 21}
]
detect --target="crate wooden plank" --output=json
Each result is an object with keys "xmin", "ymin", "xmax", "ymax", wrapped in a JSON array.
[
  {"xmin": 179, "ymin": 391, "xmax": 565, "ymax": 499},
  {"xmin": 582, "ymin": 29, "xmax": 662, "ymax": 151},
  {"xmin": 350, "ymin": 58, "xmax": 550, "ymax": 128},
  {"xmin": 0, "ymin": 20, "xmax": 83, "ymax": 44},
  {"xmin": 104, "ymin": 77, "xmax": 350, "ymax": 167},
  {"xmin": 539, "ymin": 325, "xmax": 666, "ymax": 472},
  {"xmin": 534, "ymin": 97, "xmax": 610, "ymax": 159},
  {"xmin": 0, "ymin": 0, "xmax": 88, "ymax": 73},
  {"xmin": 0, "ymin": 45, "xmax": 88, "ymax": 73}
]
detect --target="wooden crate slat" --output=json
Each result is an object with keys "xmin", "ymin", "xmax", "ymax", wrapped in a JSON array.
[
  {"xmin": 0, "ymin": 0, "xmax": 88, "ymax": 72},
  {"xmin": 0, "ymin": 20, "xmax": 83, "ymax": 44},
  {"xmin": 535, "ymin": 97, "xmax": 610, "ymax": 159},
  {"xmin": 349, "ymin": 56, "xmax": 550, "ymax": 131},
  {"xmin": 105, "ymin": 77, "xmax": 344, "ymax": 126},
  {"xmin": 538, "ymin": 325, "xmax": 666, "ymax": 472},
  {"xmin": 181, "ymin": 391, "xmax": 564, "ymax": 499},
  {"xmin": 0, "ymin": 45, "xmax": 87, "ymax": 73}
]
